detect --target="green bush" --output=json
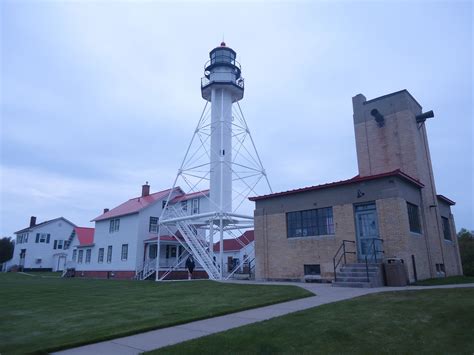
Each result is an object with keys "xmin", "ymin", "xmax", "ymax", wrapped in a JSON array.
[{"xmin": 458, "ymin": 228, "xmax": 474, "ymax": 276}]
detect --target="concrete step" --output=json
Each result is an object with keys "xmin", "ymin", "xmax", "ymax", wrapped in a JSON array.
[
  {"xmin": 335, "ymin": 276, "xmax": 372, "ymax": 282},
  {"xmin": 337, "ymin": 270, "xmax": 377, "ymax": 277},
  {"xmin": 340, "ymin": 268, "xmax": 379, "ymax": 274},
  {"xmin": 332, "ymin": 281, "xmax": 372, "ymax": 288},
  {"xmin": 343, "ymin": 263, "xmax": 380, "ymax": 267}
]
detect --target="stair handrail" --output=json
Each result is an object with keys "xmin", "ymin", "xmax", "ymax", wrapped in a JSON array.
[
  {"xmin": 364, "ymin": 238, "xmax": 384, "ymax": 282},
  {"xmin": 167, "ymin": 206, "xmax": 221, "ymax": 280},
  {"xmin": 333, "ymin": 240, "xmax": 356, "ymax": 282}
]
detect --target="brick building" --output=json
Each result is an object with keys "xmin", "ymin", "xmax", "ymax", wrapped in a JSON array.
[{"xmin": 250, "ymin": 90, "xmax": 463, "ymax": 284}]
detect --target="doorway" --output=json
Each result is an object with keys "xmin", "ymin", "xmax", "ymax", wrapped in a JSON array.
[{"xmin": 354, "ymin": 203, "xmax": 380, "ymax": 261}]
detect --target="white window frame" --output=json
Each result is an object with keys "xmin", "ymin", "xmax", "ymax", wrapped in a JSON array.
[
  {"xmin": 98, "ymin": 248, "xmax": 104, "ymax": 263},
  {"xmin": 121, "ymin": 244, "xmax": 128, "ymax": 261}
]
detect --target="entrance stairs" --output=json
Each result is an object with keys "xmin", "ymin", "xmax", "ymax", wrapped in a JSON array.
[{"xmin": 332, "ymin": 263, "xmax": 384, "ymax": 288}]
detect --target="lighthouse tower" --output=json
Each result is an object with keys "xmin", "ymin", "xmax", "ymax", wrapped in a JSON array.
[
  {"xmin": 158, "ymin": 43, "xmax": 271, "ymax": 280},
  {"xmin": 202, "ymin": 42, "xmax": 244, "ymax": 213}
]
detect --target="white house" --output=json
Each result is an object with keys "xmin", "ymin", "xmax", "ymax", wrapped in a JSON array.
[
  {"xmin": 11, "ymin": 216, "xmax": 76, "ymax": 271},
  {"xmin": 67, "ymin": 183, "xmax": 211, "ymax": 280}
]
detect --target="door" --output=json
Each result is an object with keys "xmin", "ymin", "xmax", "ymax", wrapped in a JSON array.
[
  {"xmin": 19, "ymin": 249, "xmax": 26, "ymax": 270},
  {"xmin": 354, "ymin": 203, "xmax": 380, "ymax": 261}
]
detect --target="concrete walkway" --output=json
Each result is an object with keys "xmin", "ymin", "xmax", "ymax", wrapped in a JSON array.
[{"xmin": 54, "ymin": 282, "xmax": 474, "ymax": 355}]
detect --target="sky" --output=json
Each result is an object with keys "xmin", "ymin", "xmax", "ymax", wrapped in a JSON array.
[{"xmin": 1, "ymin": 0, "xmax": 472, "ymax": 237}]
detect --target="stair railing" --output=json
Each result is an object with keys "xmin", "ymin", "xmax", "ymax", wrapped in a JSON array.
[
  {"xmin": 333, "ymin": 240, "xmax": 356, "ymax": 282},
  {"xmin": 364, "ymin": 238, "xmax": 384, "ymax": 282}
]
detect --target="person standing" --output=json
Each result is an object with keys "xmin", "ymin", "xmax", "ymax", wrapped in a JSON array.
[{"xmin": 186, "ymin": 255, "xmax": 195, "ymax": 280}]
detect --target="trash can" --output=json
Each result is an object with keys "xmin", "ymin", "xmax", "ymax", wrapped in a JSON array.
[{"xmin": 384, "ymin": 258, "xmax": 408, "ymax": 286}]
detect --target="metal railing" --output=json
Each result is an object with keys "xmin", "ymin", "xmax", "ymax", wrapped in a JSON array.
[
  {"xmin": 364, "ymin": 238, "xmax": 384, "ymax": 282},
  {"xmin": 333, "ymin": 240, "xmax": 356, "ymax": 282}
]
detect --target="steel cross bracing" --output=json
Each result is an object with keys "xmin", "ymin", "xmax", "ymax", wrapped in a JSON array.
[{"xmin": 157, "ymin": 102, "xmax": 271, "ymax": 280}]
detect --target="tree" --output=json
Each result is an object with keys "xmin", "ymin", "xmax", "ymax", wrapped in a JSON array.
[
  {"xmin": 458, "ymin": 228, "xmax": 474, "ymax": 276},
  {"xmin": 0, "ymin": 237, "xmax": 15, "ymax": 264}
]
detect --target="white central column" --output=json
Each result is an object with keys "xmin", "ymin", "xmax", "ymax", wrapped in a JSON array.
[{"xmin": 210, "ymin": 87, "xmax": 233, "ymax": 213}]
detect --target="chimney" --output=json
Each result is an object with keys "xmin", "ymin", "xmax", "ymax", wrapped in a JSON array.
[
  {"xmin": 103, "ymin": 208, "xmax": 109, "ymax": 214},
  {"xmin": 30, "ymin": 216, "xmax": 37, "ymax": 227},
  {"xmin": 142, "ymin": 181, "xmax": 150, "ymax": 197}
]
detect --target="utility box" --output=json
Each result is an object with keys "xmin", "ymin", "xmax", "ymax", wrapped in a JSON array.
[{"xmin": 384, "ymin": 258, "xmax": 408, "ymax": 286}]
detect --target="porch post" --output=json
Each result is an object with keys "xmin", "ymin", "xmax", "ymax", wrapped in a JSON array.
[{"xmin": 155, "ymin": 227, "xmax": 161, "ymax": 281}]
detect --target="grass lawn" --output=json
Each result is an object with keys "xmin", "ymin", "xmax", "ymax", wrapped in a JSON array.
[
  {"xmin": 0, "ymin": 273, "xmax": 311, "ymax": 354},
  {"xmin": 412, "ymin": 275, "xmax": 474, "ymax": 286},
  {"xmin": 152, "ymin": 288, "xmax": 474, "ymax": 355}
]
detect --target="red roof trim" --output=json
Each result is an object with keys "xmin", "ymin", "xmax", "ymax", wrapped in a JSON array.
[
  {"xmin": 437, "ymin": 194, "xmax": 455, "ymax": 206},
  {"xmin": 249, "ymin": 170, "xmax": 424, "ymax": 201}
]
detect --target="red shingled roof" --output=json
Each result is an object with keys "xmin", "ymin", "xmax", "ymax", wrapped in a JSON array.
[
  {"xmin": 213, "ymin": 230, "xmax": 254, "ymax": 252},
  {"xmin": 249, "ymin": 170, "xmax": 424, "ymax": 201},
  {"xmin": 92, "ymin": 187, "xmax": 183, "ymax": 222},
  {"xmin": 170, "ymin": 190, "xmax": 210, "ymax": 203},
  {"xmin": 75, "ymin": 227, "xmax": 94, "ymax": 246}
]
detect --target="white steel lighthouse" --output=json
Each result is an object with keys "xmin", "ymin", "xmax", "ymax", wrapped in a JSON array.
[
  {"xmin": 158, "ymin": 43, "xmax": 271, "ymax": 280},
  {"xmin": 202, "ymin": 43, "xmax": 244, "ymax": 213}
]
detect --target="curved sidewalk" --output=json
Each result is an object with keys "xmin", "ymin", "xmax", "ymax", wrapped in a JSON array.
[{"xmin": 54, "ymin": 282, "xmax": 474, "ymax": 355}]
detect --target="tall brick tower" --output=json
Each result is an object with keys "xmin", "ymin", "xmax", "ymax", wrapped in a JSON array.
[{"xmin": 352, "ymin": 90, "xmax": 462, "ymax": 277}]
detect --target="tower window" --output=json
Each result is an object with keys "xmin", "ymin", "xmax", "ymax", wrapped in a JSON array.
[
  {"xmin": 407, "ymin": 202, "xmax": 421, "ymax": 234},
  {"xmin": 442, "ymin": 217, "xmax": 452, "ymax": 241}
]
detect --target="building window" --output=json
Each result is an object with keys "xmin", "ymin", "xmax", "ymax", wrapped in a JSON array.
[
  {"xmin": 121, "ymin": 244, "xmax": 128, "ymax": 261},
  {"xmin": 109, "ymin": 219, "xmax": 120, "ymax": 233},
  {"xmin": 162, "ymin": 200, "xmax": 167, "ymax": 209},
  {"xmin": 54, "ymin": 240, "xmax": 64, "ymax": 250},
  {"xmin": 304, "ymin": 264, "xmax": 321, "ymax": 275},
  {"xmin": 286, "ymin": 207, "xmax": 335, "ymax": 238},
  {"xmin": 35, "ymin": 233, "xmax": 50, "ymax": 243},
  {"xmin": 191, "ymin": 199, "xmax": 199, "ymax": 214},
  {"xmin": 165, "ymin": 245, "xmax": 177, "ymax": 259},
  {"xmin": 149, "ymin": 217, "xmax": 159, "ymax": 233},
  {"xmin": 72, "ymin": 249, "xmax": 77, "ymax": 261},
  {"xmin": 78, "ymin": 249, "xmax": 84, "ymax": 263},
  {"xmin": 86, "ymin": 249, "xmax": 91, "ymax": 263},
  {"xmin": 17, "ymin": 233, "xmax": 28, "ymax": 244},
  {"xmin": 181, "ymin": 200, "xmax": 187, "ymax": 211},
  {"xmin": 442, "ymin": 217, "xmax": 452, "ymax": 241},
  {"xmin": 107, "ymin": 246, "xmax": 112, "ymax": 263},
  {"xmin": 407, "ymin": 202, "xmax": 421, "ymax": 234},
  {"xmin": 98, "ymin": 248, "xmax": 104, "ymax": 263}
]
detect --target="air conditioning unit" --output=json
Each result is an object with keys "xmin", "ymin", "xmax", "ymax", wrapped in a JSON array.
[{"xmin": 35, "ymin": 258, "xmax": 42, "ymax": 264}]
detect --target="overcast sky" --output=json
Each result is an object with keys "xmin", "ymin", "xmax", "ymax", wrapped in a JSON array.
[{"xmin": 1, "ymin": 0, "xmax": 472, "ymax": 237}]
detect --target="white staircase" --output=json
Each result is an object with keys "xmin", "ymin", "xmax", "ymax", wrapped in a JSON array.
[
  {"xmin": 135, "ymin": 257, "xmax": 156, "ymax": 280},
  {"xmin": 163, "ymin": 206, "xmax": 221, "ymax": 280}
]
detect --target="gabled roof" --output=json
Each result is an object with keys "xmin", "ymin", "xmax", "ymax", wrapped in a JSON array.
[
  {"xmin": 437, "ymin": 194, "xmax": 455, "ymax": 206},
  {"xmin": 170, "ymin": 190, "xmax": 210, "ymax": 203},
  {"xmin": 14, "ymin": 217, "xmax": 76, "ymax": 234},
  {"xmin": 92, "ymin": 187, "xmax": 183, "ymax": 222},
  {"xmin": 249, "ymin": 170, "xmax": 424, "ymax": 202},
  {"xmin": 213, "ymin": 230, "xmax": 254, "ymax": 252},
  {"xmin": 75, "ymin": 227, "xmax": 95, "ymax": 246}
]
